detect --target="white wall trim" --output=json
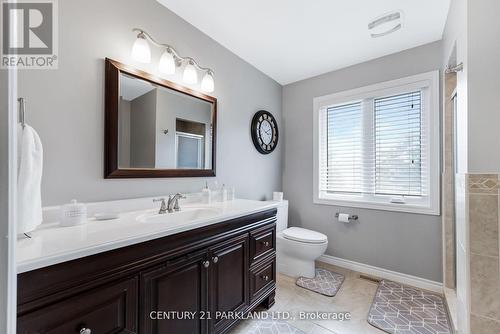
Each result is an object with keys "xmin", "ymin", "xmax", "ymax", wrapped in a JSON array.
[{"xmin": 318, "ymin": 254, "xmax": 443, "ymax": 293}]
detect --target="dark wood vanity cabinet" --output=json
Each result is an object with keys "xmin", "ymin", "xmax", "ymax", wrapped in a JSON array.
[
  {"xmin": 17, "ymin": 209, "xmax": 277, "ymax": 334},
  {"xmin": 141, "ymin": 234, "xmax": 250, "ymax": 334},
  {"xmin": 209, "ymin": 234, "xmax": 249, "ymax": 333},
  {"xmin": 18, "ymin": 277, "xmax": 139, "ymax": 334},
  {"xmin": 141, "ymin": 249, "xmax": 209, "ymax": 334}
]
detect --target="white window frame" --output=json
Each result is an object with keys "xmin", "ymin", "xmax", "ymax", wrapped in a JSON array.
[{"xmin": 313, "ymin": 71, "xmax": 440, "ymax": 215}]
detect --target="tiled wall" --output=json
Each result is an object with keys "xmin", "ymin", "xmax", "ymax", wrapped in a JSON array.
[
  {"xmin": 467, "ymin": 174, "xmax": 500, "ymax": 333},
  {"xmin": 455, "ymin": 173, "xmax": 469, "ymax": 333}
]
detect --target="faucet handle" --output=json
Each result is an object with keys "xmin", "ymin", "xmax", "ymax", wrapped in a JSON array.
[
  {"xmin": 153, "ymin": 198, "xmax": 166, "ymax": 204},
  {"xmin": 153, "ymin": 198, "xmax": 168, "ymax": 213},
  {"xmin": 173, "ymin": 193, "xmax": 186, "ymax": 211}
]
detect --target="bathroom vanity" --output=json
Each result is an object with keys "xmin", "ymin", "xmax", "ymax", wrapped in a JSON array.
[{"xmin": 16, "ymin": 200, "xmax": 278, "ymax": 334}]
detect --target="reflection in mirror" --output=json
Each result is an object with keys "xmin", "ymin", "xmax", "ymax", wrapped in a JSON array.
[{"xmin": 118, "ymin": 73, "xmax": 213, "ymax": 170}]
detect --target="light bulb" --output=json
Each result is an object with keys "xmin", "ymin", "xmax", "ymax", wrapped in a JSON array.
[
  {"xmin": 201, "ymin": 71, "xmax": 215, "ymax": 93},
  {"xmin": 131, "ymin": 34, "xmax": 151, "ymax": 63},
  {"xmin": 159, "ymin": 50, "xmax": 176, "ymax": 75},
  {"xmin": 183, "ymin": 62, "xmax": 198, "ymax": 84}
]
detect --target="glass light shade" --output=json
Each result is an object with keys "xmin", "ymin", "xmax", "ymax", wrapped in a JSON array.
[
  {"xmin": 201, "ymin": 72, "xmax": 215, "ymax": 92},
  {"xmin": 159, "ymin": 51, "xmax": 176, "ymax": 75},
  {"xmin": 183, "ymin": 63, "xmax": 198, "ymax": 84},
  {"xmin": 131, "ymin": 36, "xmax": 151, "ymax": 63}
]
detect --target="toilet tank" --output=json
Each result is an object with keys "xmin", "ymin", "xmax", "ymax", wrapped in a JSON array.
[{"xmin": 275, "ymin": 200, "xmax": 289, "ymax": 232}]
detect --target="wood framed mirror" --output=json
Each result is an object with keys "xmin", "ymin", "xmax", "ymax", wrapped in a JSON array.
[{"xmin": 104, "ymin": 58, "xmax": 217, "ymax": 178}]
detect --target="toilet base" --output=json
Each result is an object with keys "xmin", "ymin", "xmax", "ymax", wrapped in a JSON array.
[{"xmin": 277, "ymin": 253, "xmax": 316, "ymax": 278}]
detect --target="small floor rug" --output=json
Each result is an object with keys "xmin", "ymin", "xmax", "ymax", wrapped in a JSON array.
[
  {"xmin": 296, "ymin": 268, "xmax": 345, "ymax": 297},
  {"xmin": 368, "ymin": 280, "xmax": 452, "ymax": 334},
  {"xmin": 245, "ymin": 319, "xmax": 306, "ymax": 334}
]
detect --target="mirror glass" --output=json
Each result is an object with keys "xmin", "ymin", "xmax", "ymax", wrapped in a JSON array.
[{"xmin": 117, "ymin": 73, "xmax": 213, "ymax": 170}]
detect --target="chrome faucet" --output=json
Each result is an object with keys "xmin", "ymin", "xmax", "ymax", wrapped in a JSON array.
[
  {"xmin": 153, "ymin": 198, "xmax": 168, "ymax": 214},
  {"xmin": 167, "ymin": 193, "xmax": 186, "ymax": 213}
]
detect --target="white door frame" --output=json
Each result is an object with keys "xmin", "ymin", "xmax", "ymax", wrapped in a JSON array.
[
  {"xmin": 7, "ymin": 64, "xmax": 18, "ymax": 334},
  {"xmin": 0, "ymin": 52, "xmax": 18, "ymax": 334}
]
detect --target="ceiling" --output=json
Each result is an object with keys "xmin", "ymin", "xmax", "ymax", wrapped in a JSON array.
[{"xmin": 157, "ymin": 0, "xmax": 450, "ymax": 85}]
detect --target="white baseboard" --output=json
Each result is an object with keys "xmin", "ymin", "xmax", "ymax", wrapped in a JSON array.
[{"xmin": 318, "ymin": 254, "xmax": 443, "ymax": 294}]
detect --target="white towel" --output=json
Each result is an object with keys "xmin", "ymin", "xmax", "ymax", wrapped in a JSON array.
[{"xmin": 17, "ymin": 124, "xmax": 43, "ymax": 234}]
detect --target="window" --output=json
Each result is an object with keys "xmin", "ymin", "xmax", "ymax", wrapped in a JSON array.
[{"xmin": 313, "ymin": 72, "xmax": 439, "ymax": 215}]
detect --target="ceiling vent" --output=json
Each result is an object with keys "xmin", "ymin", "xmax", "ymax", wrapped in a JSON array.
[{"xmin": 368, "ymin": 11, "xmax": 403, "ymax": 38}]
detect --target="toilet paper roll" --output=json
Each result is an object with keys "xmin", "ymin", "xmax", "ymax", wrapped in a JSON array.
[{"xmin": 338, "ymin": 213, "xmax": 350, "ymax": 223}]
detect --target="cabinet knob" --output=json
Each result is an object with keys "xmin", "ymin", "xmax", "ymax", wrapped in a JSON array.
[
  {"xmin": 262, "ymin": 275, "xmax": 269, "ymax": 281},
  {"xmin": 203, "ymin": 260, "xmax": 210, "ymax": 268},
  {"xmin": 80, "ymin": 328, "xmax": 92, "ymax": 334},
  {"xmin": 212, "ymin": 256, "xmax": 219, "ymax": 264}
]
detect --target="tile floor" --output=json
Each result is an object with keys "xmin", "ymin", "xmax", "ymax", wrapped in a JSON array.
[{"xmin": 232, "ymin": 262, "xmax": 386, "ymax": 334}]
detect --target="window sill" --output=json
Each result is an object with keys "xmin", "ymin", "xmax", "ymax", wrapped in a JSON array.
[{"xmin": 313, "ymin": 197, "xmax": 440, "ymax": 216}]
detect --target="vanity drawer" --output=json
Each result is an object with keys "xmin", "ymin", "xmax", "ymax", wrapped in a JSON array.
[
  {"xmin": 17, "ymin": 277, "xmax": 138, "ymax": 334},
  {"xmin": 249, "ymin": 225, "xmax": 275, "ymax": 265},
  {"xmin": 249, "ymin": 259, "xmax": 275, "ymax": 301}
]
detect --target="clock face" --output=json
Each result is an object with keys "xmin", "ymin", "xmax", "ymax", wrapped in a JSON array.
[{"xmin": 251, "ymin": 110, "xmax": 279, "ymax": 154}]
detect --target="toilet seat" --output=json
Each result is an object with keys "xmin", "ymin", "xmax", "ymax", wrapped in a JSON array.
[{"xmin": 282, "ymin": 227, "xmax": 327, "ymax": 244}]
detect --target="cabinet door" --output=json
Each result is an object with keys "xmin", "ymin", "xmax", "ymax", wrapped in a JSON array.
[
  {"xmin": 140, "ymin": 250, "xmax": 209, "ymax": 334},
  {"xmin": 209, "ymin": 234, "xmax": 249, "ymax": 333},
  {"xmin": 18, "ymin": 277, "xmax": 138, "ymax": 334}
]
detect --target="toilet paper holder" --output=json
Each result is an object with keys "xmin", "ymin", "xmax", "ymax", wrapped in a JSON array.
[{"xmin": 335, "ymin": 213, "xmax": 358, "ymax": 221}]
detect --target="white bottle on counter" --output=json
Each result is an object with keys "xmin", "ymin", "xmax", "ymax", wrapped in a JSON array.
[
  {"xmin": 227, "ymin": 186, "xmax": 235, "ymax": 201},
  {"xmin": 202, "ymin": 182, "xmax": 212, "ymax": 204},
  {"xmin": 221, "ymin": 184, "xmax": 228, "ymax": 202}
]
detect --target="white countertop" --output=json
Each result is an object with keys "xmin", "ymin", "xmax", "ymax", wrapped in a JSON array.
[{"xmin": 17, "ymin": 199, "xmax": 280, "ymax": 274}]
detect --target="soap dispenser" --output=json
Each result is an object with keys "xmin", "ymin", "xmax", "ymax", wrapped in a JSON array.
[{"xmin": 202, "ymin": 182, "xmax": 212, "ymax": 204}]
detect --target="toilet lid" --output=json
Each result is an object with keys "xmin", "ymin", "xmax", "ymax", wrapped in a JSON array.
[{"xmin": 282, "ymin": 227, "xmax": 327, "ymax": 244}]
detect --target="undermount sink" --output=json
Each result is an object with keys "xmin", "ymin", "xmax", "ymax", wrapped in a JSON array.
[{"xmin": 137, "ymin": 207, "xmax": 222, "ymax": 225}]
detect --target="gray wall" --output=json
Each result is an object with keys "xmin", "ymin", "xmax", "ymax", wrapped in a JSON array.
[
  {"xmin": 282, "ymin": 41, "xmax": 443, "ymax": 282},
  {"xmin": 155, "ymin": 90, "xmax": 212, "ymax": 168},
  {"xmin": 118, "ymin": 98, "xmax": 131, "ymax": 167},
  {"xmin": 130, "ymin": 89, "xmax": 157, "ymax": 168},
  {"xmin": 18, "ymin": 0, "xmax": 282, "ymax": 206},
  {"xmin": 467, "ymin": 0, "xmax": 500, "ymax": 173},
  {"xmin": 443, "ymin": 0, "xmax": 500, "ymax": 174}
]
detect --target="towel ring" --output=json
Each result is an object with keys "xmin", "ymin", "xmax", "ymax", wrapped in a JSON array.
[{"xmin": 18, "ymin": 97, "xmax": 26, "ymax": 129}]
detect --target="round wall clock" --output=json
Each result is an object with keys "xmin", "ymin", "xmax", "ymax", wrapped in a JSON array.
[{"xmin": 251, "ymin": 110, "xmax": 279, "ymax": 154}]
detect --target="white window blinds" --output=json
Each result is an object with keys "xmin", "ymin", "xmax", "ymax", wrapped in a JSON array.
[
  {"xmin": 374, "ymin": 91, "xmax": 424, "ymax": 197},
  {"xmin": 318, "ymin": 91, "xmax": 426, "ymax": 198},
  {"xmin": 322, "ymin": 102, "xmax": 363, "ymax": 194},
  {"xmin": 314, "ymin": 71, "xmax": 439, "ymax": 215}
]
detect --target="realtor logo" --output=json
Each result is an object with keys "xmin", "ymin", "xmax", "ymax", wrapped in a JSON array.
[{"xmin": 1, "ymin": 0, "xmax": 58, "ymax": 69}]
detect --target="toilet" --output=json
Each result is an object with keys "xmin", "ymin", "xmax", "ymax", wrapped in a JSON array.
[{"xmin": 275, "ymin": 200, "xmax": 328, "ymax": 278}]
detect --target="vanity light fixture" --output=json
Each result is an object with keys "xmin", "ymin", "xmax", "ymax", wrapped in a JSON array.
[
  {"xmin": 183, "ymin": 61, "xmax": 198, "ymax": 84},
  {"xmin": 158, "ymin": 50, "xmax": 176, "ymax": 75},
  {"xmin": 201, "ymin": 71, "xmax": 215, "ymax": 93},
  {"xmin": 368, "ymin": 11, "xmax": 402, "ymax": 38},
  {"xmin": 131, "ymin": 31, "xmax": 151, "ymax": 63},
  {"xmin": 131, "ymin": 28, "xmax": 215, "ymax": 92}
]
